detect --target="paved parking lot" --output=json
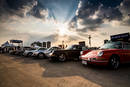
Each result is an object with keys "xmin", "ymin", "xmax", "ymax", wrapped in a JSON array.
[{"xmin": 0, "ymin": 54, "xmax": 130, "ymax": 87}]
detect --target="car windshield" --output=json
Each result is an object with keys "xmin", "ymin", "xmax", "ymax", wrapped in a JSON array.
[
  {"xmin": 99, "ymin": 41, "xmax": 122, "ymax": 49},
  {"xmin": 66, "ymin": 45, "xmax": 73, "ymax": 50},
  {"xmin": 66, "ymin": 45, "xmax": 81, "ymax": 50},
  {"xmin": 47, "ymin": 47, "xmax": 58, "ymax": 51}
]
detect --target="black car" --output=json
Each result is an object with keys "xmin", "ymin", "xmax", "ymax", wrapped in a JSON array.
[{"xmin": 49, "ymin": 45, "xmax": 83, "ymax": 62}]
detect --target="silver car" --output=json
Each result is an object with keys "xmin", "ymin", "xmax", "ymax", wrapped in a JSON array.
[
  {"xmin": 23, "ymin": 48, "xmax": 37, "ymax": 57},
  {"xmin": 33, "ymin": 47, "xmax": 61, "ymax": 59}
]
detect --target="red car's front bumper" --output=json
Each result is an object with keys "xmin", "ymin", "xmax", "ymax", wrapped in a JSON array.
[{"xmin": 80, "ymin": 56, "xmax": 109, "ymax": 66}]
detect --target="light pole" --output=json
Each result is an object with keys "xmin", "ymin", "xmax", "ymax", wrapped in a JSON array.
[
  {"xmin": 62, "ymin": 40, "xmax": 64, "ymax": 49},
  {"xmin": 88, "ymin": 35, "xmax": 91, "ymax": 47}
]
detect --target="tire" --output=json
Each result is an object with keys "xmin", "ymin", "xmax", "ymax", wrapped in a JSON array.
[
  {"xmin": 59, "ymin": 54, "xmax": 66, "ymax": 62},
  {"xmin": 27, "ymin": 52, "xmax": 33, "ymax": 57},
  {"xmin": 109, "ymin": 55, "xmax": 120, "ymax": 70},
  {"xmin": 38, "ymin": 53, "xmax": 45, "ymax": 59}
]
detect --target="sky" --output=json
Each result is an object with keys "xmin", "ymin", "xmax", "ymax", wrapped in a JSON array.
[{"xmin": 0, "ymin": 0, "xmax": 130, "ymax": 47}]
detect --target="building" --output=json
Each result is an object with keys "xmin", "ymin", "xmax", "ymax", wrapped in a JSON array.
[
  {"xmin": 79, "ymin": 41, "xmax": 86, "ymax": 47},
  {"xmin": 47, "ymin": 41, "xmax": 51, "ymax": 48},
  {"xmin": 42, "ymin": 42, "xmax": 46, "ymax": 48}
]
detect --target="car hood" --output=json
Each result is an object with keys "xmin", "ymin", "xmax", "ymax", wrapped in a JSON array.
[
  {"xmin": 86, "ymin": 50, "xmax": 101, "ymax": 57},
  {"xmin": 81, "ymin": 49, "xmax": 120, "ymax": 58}
]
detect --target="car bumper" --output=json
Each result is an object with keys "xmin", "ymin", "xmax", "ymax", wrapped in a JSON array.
[{"xmin": 80, "ymin": 56, "xmax": 109, "ymax": 66}]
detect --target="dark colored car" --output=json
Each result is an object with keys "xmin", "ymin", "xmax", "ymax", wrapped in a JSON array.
[{"xmin": 49, "ymin": 45, "xmax": 83, "ymax": 62}]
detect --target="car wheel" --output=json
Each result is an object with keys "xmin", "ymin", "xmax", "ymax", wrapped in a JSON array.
[
  {"xmin": 59, "ymin": 54, "xmax": 66, "ymax": 62},
  {"xmin": 109, "ymin": 55, "xmax": 120, "ymax": 69},
  {"xmin": 38, "ymin": 53, "xmax": 45, "ymax": 59},
  {"xmin": 27, "ymin": 52, "xmax": 33, "ymax": 57}
]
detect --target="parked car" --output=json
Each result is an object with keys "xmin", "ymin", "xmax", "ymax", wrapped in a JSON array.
[
  {"xmin": 31, "ymin": 47, "xmax": 47, "ymax": 58},
  {"xmin": 80, "ymin": 41, "xmax": 130, "ymax": 69},
  {"xmin": 49, "ymin": 45, "xmax": 84, "ymax": 62},
  {"xmin": 32, "ymin": 47, "xmax": 61, "ymax": 59},
  {"xmin": 23, "ymin": 48, "xmax": 37, "ymax": 57},
  {"xmin": 15, "ymin": 46, "xmax": 32, "ymax": 56},
  {"xmin": 9, "ymin": 46, "xmax": 19, "ymax": 55}
]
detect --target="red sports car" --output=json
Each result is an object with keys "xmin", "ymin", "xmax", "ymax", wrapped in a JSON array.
[{"xmin": 80, "ymin": 41, "xmax": 130, "ymax": 69}]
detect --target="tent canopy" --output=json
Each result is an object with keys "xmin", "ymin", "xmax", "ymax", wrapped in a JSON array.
[{"xmin": 10, "ymin": 40, "xmax": 23, "ymax": 43}]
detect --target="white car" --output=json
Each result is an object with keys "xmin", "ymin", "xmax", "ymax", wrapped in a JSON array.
[
  {"xmin": 23, "ymin": 48, "xmax": 37, "ymax": 57},
  {"xmin": 23, "ymin": 47, "xmax": 46, "ymax": 57},
  {"xmin": 32, "ymin": 47, "xmax": 62, "ymax": 59}
]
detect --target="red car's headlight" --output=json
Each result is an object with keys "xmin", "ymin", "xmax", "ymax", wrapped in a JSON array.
[{"xmin": 98, "ymin": 51, "xmax": 103, "ymax": 56}]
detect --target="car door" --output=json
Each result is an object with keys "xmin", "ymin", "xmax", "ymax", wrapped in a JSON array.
[
  {"xmin": 72, "ymin": 45, "xmax": 82, "ymax": 59},
  {"xmin": 123, "ymin": 42, "xmax": 130, "ymax": 63}
]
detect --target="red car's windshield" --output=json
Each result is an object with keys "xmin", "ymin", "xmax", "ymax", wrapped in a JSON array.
[{"xmin": 99, "ymin": 41, "xmax": 122, "ymax": 49}]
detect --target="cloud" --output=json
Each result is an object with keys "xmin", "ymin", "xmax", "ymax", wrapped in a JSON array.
[
  {"xmin": 69, "ymin": 0, "xmax": 124, "ymax": 32},
  {"xmin": 120, "ymin": 0, "xmax": 130, "ymax": 25},
  {"xmin": 0, "ymin": 0, "xmax": 49, "ymax": 20},
  {"xmin": 0, "ymin": 0, "xmax": 130, "ymax": 47}
]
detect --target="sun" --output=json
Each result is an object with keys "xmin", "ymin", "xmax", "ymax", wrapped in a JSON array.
[{"xmin": 57, "ymin": 23, "xmax": 69, "ymax": 36}]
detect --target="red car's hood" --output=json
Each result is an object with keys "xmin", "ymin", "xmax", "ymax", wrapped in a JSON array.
[
  {"xmin": 81, "ymin": 49, "xmax": 120, "ymax": 59},
  {"xmin": 85, "ymin": 50, "xmax": 101, "ymax": 57}
]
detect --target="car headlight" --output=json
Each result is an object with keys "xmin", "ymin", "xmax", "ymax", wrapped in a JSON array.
[
  {"xmin": 98, "ymin": 51, "xmax": 103, "ymax": 56},
  {"xmin": 80, "ymin": 51, "xmax": 83, "ymax": 55},
  {"xmin": 49, "ymin": 51, "xmax": 54, "ymax": 56},
  {"xmin": 49, "ymin": 52, "xmax": 53, "ymax": 56}
]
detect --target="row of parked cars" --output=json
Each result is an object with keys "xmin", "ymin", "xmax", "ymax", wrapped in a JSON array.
[{"xmin": 2, "ymin": 40, "xmax": 130, "ymax": 70}]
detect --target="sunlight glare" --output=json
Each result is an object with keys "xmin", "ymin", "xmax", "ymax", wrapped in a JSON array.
[{"xmin": 57, "ymin": 23, "xmax": 70, "ymax": 36}]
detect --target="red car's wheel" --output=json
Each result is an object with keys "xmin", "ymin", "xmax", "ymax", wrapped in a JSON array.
[{"xmin": 109, "ymin": 55, "xmax": 120, "ymax": 69}]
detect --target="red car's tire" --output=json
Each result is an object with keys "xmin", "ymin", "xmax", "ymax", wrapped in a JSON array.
[{"xmin": 109, "ymin": 55, "xmax": 120, "ymax": 70}]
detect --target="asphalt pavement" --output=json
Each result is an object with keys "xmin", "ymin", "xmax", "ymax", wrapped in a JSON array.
[{"xmin": 0, "ymin": 54, "xmax": 130, "ymax": 87}]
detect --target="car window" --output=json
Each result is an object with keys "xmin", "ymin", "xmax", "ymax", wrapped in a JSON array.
[
  {"xmin": 100, "ymin": 41, "xmax": 122, "ymax": 49},
  {"xmin": 123, "ymin": 43, "xmax": 130, "ymax": 50},
  {"xmin": 53, "ymin": 47, "xmax": 60, "ymax": 51},
  {"xmin": 73, "ymin": 45, "xmax": 82, "ymax": 50},
  {"xmin": 48, "ymin": 47, "xmax": 58, "ymax": 51}
]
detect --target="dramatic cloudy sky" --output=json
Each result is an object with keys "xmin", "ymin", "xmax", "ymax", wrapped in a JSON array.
[{"xmin": 0, "ymin": 0, "xmax": 130, "ymax": 47}]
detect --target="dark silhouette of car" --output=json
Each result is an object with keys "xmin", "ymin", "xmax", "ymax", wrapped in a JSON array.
[{"xmin": 49, "ymin": 45, "xmax": 83, "ymax": 62}]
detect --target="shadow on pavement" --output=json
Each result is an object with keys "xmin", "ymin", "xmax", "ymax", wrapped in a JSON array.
[{"xmin": 8, "ymin": 54, "xmax": 130, "ymax": 87}]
